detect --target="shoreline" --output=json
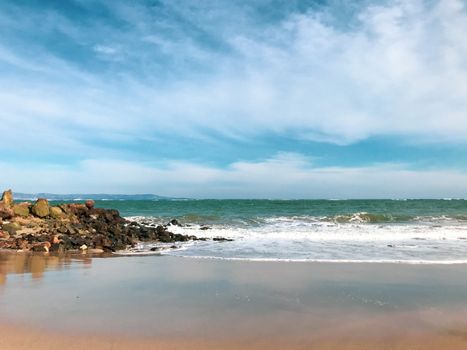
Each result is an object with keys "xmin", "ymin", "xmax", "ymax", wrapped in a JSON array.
[
  {"xmin": 4, "ymin": 248, "xmax": 467, "ymax": 265},
  {"xmin": 159, "ymin": 254, "xmax": 467, "ymax": 264}
]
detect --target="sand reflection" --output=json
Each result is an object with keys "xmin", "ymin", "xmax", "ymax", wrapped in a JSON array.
[
  {"xmin": 1, "ymin": 254, "xmax": 467, "ymax": 349},
  {"xmin": 0, "ymin": 252, "xmax": 93, "ymax": 286}
]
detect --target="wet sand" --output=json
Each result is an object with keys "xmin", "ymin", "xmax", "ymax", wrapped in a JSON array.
[
  {"xmin": 2, "ymin": 323, "xmax": 467, "ymax": 350},
  {"xmin": 1, "ymin": 252, "xmax": 467, "ymax": 349}
]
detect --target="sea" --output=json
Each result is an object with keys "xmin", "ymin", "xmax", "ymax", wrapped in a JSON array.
[{"xmin": 91, "ymin": 199, "xmax": 467, "ymax": 263}]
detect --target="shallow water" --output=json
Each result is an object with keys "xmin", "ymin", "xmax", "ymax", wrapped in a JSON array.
[{"xmin": 1, "ymin": 252, "xmax": 467, "ymax": 343}]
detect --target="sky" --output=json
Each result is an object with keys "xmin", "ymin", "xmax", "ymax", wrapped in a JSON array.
[{"xmin": 1, "ymin": 0, "xmax": 467, "ymax": 198}]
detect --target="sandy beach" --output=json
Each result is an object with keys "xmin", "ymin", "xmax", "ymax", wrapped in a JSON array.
[
  {"xmin": 1, "ymin": 253, "xmax": 467, "ymax": 349},
  {"xmin": 2, "ymin": 322, "xmax": 467, "ymax": 350}
]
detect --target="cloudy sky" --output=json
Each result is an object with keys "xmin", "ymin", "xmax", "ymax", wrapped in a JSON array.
[{"xmin": 1, "ymin": 0, "xmax": 467, "ymax": 198}]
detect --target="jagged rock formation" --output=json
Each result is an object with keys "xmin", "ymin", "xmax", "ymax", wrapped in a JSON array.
[{"xmin": 0, "ymin": 190, "xmax": 197, "ymax": 253}]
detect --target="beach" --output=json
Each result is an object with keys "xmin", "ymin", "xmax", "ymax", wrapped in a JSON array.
[
  {"xmin": 3, "ymin": 0, "xmax": 467, "ymax": 347},
  {"xmin": 2, "ymin": 253, "xmax": 467, "ymax": 349}
]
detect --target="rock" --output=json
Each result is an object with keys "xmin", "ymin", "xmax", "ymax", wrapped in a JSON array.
[
  {"xmin": 1, "ymin": 189, "xmax": 13, "ymax": 207},
  {"xmin": 0, "ymin": 203, "xmax": 14, "ymax": 219},
  {"xmin": 49, "ymin": 243, "xmax": 65, "ymax": 254},
  {"xmin": 69, "ymin": 203, "xmax": 89, "ymax": 217},
  {"xmin": 49, "ymin": 206, "xmax": 64, "ymax": 218},
  {"xmin": 85, "ymin": 200, "xmax": 95, "ymax": 209},
  {"xmin": 58, "ymin": 204, "xmax": 72, "ymax": 214},
  {"xmin": 31, "ymin": 198, "xmax": 50, "ymax": 218},
  {"xmin": 13, "ymin": 203, "xmax": 30, "ymax": 217},
  {"xmin": 213, "ymin": 237, "xmax": 234, "ymax": 242},
  {"xmin": 104, "ymin": 209, "xmax": 120, "ymax": 222},
  {"xmin": 173, "ymin": 233, "xmax": 189, "ymax": 242},
  {"xmin": 31, "ymin": 242, "xmax": 51, "ymax": 253},
  {"xmin": 158, "ymin": 231, "xmax": 174, "ymax": 243},
  {"xmin": 0, "ymin": 230, "xmax": 10, "ymax": 240},
  {"xmin": 155, "ymin": 225, "xmax": 166, "ymax": 234},
  {"xmin": 2, "ymin": 222, "xmax": 22, "ymax": 234},
  {"xmin": 88, "ymin": 248, "xmax": 104, "ymax": 254},
  {"xmin": 168, "ymin": 219, "xmax": 181, "ymax": 226},
  {"xmin": 0, "ymin": 189, "xmax": 203, "ymax": 253}
]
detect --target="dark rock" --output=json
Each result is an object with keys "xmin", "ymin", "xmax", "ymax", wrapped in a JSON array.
[
  {"xmin": 49, "ymin": 243, "xmax": 65, "ymax": 254},
  {"xmin": 213, "ymin": 237, "xmax": 234, "ymax": 242},
  {"xmin": 85, "ymin": 200, "xmax": 95, "ymax": 209},
  {"xmin": 89, "ymin": 208, "xmax": 106, "ymax": 217},
  {"xmin": 68, "ymin": 203, "xmax": 88, "ymax": 217},
  {"xmin": 0, "ymin": 189, "xmax": 206, "ymax": 253},
  {"xmin": 168, "ymin": 219, "xmax": 181, "ymax": 226},
  {"xmin": 173, "ymin": 233, "xmax": 189, "ymax": 242},
  {"xmin": 31, "ymin": 242, "xmax": 51, "ymax": 252},
  {"xmin": 155, "ymin": 225, "xmax": 166, "ymax": 234},
  {"xmin": 158, "ymin": 231, "xmax": 174, "ymax": 243},
  {"xmin": 15, "ymin": 238, "xmax": 29, "ymax": 250}
]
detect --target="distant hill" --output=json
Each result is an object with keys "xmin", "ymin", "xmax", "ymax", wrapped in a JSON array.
[{"xmin": 13, "ymin": 193, "xmax": 181, "ymax": 201}]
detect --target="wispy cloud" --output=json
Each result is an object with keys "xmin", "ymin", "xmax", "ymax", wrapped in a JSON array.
[
  {"xmin": 1, "ymin": 0, "xmax": 466, "ymax": 144},
  {"xmin": 0, "ymin": 0, "xmax": 466, "ymax": 195}
]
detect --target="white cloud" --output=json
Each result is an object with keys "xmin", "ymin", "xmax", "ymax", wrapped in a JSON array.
[
  {"xmin": 1, "ymin": 0, "xmax": 467, "ymax": 149},
  {"xmin": 2, "ymin": 153, "xmax": 467, "ymax": 198},
  {"xmin": 93, "ymin": 44, "xmax": 118, "ymax": 55}
]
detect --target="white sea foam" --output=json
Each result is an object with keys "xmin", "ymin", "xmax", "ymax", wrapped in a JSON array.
[{"xmin": 124, "ymin": 215, "xmax": 467, "ymax": 263}]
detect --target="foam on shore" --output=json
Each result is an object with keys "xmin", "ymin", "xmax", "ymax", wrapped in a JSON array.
[{"xmin": 125, "ymin": 215, "xmax": 467, "ymax": 263}]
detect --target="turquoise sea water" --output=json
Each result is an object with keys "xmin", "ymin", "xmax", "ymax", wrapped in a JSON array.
[
  {"xmin": 92, "ymin": 199, "xmax": 467, "ymax": 225},
  {"xmin": 63, "ymin": 199, "xmax": 467, "ymax": 263}
]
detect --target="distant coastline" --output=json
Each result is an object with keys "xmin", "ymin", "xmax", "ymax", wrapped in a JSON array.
[{"xmin": 13, "ymin": 193, "xmax": 187, "ymax": 201}]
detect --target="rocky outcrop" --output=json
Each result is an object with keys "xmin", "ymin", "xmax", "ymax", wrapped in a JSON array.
[
  {"xmin": 31, "ymin": 198, "xmax": 50, "ymax": 218},
  {"xmin": 0, "ymin": 190, "xmax": 200, "ymax": 253},
  {"xmin": 0, "ymin": 189, "xmax": 14, "ymax": 219},
  {"xmin": 49, "ymin": 206, "xmax": 64, "ymax": 218},
  {"xmin": 13, "ymin": 203, "xmax": 30, "ymax": 217},
  {"xmin": 0, "ymin": 204, "xmax": 13, "ymax": 220},
  {"xmin": 1, "ymin": 189, "xmax": 13, "ymax": 206}
]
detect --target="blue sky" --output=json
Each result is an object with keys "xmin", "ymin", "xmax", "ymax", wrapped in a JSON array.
[{"xmin": 1, "ymin": 0, "xmax": 467, "ymax": 198}]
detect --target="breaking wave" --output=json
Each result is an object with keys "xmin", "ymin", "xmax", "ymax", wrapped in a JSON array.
[{"xmin": 124, "ymin": 213, "xmax": 467, "ymax": 264}]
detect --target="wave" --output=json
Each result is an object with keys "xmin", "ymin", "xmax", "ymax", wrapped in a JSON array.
[
  {"xmin": 126, "ymin": 212, "xmax": 467, "ymax": 227},
  {"xmin": 122, "ymin": 215, "xmax": 467, "ymax": 263},
  {"xmin": 127, "ymin": 213, "xmax": 467, "ymax": 232}
]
